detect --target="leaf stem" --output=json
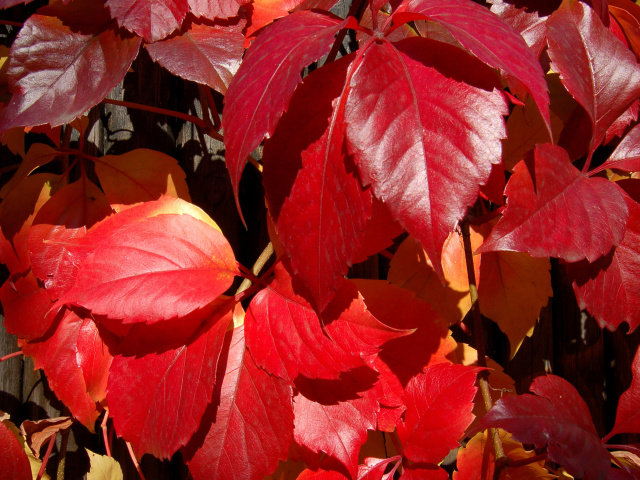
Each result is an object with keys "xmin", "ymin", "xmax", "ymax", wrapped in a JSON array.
[
  {"xmin": 324, "ymin": 0, "xmax": 369, "ymax": 65},
  {"xmin": 126, "ymin": 441, "xmax": 146, "ymax": 480},
  {"xmin": 236, "ymin": 242, "xmax": 275, "ymax": 295},
  {"xmin": 101, "ymin": 408, "xmax": 112, "ymax": 457},
  {"xmin": 0, "ymin": 350, "xmax": 23, "ymax": 362},
  {"xmin": 101, "ymin": 98, "xmax": 210, "ymax": 131},
  {"xmin": 460, "ymin": 218, "xmax": 506, "ymax": 474},
  {"xmin": 37, "ymin": 434, "xmax": 56, "ymax": 480},
  {"xmin": 605, "ymin": 443, "xmax": 640, "ymax": 457},
  {"xmin": 0, "ymin": 20, "xmax": 23, "ymax": 27}
]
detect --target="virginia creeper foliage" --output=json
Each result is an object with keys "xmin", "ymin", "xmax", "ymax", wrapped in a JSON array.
[{"xmin": 1, "ymin": 0, "xmax": 640, "ymax": 478}]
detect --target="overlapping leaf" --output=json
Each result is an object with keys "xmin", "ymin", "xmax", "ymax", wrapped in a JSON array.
[
  {"xmin": 263, "ymin": 54, "xmax": 372, "ymax": 311},
  {"xmin": 86, "ymin": 449, "xmax": 123, "ymax": 480},
  {"xmin": 20, "ymin": 309, "xmax": 102, "ymax": 431},
  {"xmin": 188, "ymin": 0, "xmax": 248, "ymax": 21},
  {"xmin": 93, "ymin": 149, "xmax": 190, "ymax": 211},
  {"xmin": 396, "ymin": 363, "xmax": 481, "ymax": 464},
  {"xmin": 0, "ymin": 420, "xmax": 31, "ymax": 480},
  {"xmin": 546, "ymin": 0, "xmax": 640, "ymax": 154},
  {"xmin": 184, "ymin": 324, "xmax": 294, "ymax": 480},
  {"xmin": 60, "ymin": 203, "xmax": 239, "ymax": 325},
  {"xmin": 0, "ymin": 0, "xmax": 141, "ymax": 132},
  {"xmin": 244, "ymin": 263, "xmax": 368, "ymax": 383},
  {"xmin": 475, "ymin": 374, "xmax": 611, "ymax": 480},
  {"xmin": 29, "ymin": 179, "xmax": 112, "ymax": 300},
  {"xmin": 567, "ymin": 189, "xmax": 640, "ymax": 332},
  {"xmin": 145, "ymin": 20, "xmax": 245, "ymax": 94},
  {"xmin": 344, "ymin": 37, "xmax": 508, "ymax": 276},
  {"xmin": 293, "ymin": 368, "xmax": 380, "ymax": 478},
  {"xmin": 392, "ymin": 0, "xmax": 550, "ymax": 132},
  {"xmin": 107, "ymin": 304, "xmax": 233, "ymax": 459},
  {"xmin": 601, "ymin": 123, "xmax": 640, "ymax": 173},
  {"xmin": 222, "ymin": 10, "xmax": 352, "ymax": 216},
  {"xmin": 105, "ymin": 0, "xmax": 187, "ymax": 41},
  {"xmin": 0, "ymin": 143, "xmax": 60, "ymax": 199},
  {"xmin": 480, "ymin": 144, "xmax": 628, "ymax": 262},
  {"xmin": 607, "ymin": 345, "xmax": 640, "ymax": 440}
]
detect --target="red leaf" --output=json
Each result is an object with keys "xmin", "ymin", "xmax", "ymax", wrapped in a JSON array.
[
  {"xmin": 107, "ymin": 305, "xmax": 233, "ymax": 459},
  {"xmin": 567, "ymin": 191, "xmax": 640, "ymax": 332},
  {"xmin": 188, "ymin": 0, "xmax": 248, "ymax": 20},
  {"xmin": 21, "ymin": 309, "xmax": 102, "ymax": 431},
  {"xmin": 60, "ymin": 210, "xmax": 239, "ymax": 326},
  {"xmin": 344, "ymin": 37, "xmax": 507, "ymax": 276},
  {"xmin": 293, "ymin": 368, "xmax": 380, "ymax": 478},
  {"xmin": 0, "ymin": 420, "xmax": 31, "ymax": 480},
  {"xmin": 608, "ymin": 346, "xmax": 640, "ymax": 439},
  {"xmin": 76, "ymin": 318, "xmax": 113, "ymax": 404},
  {"xmin": 353, "ymin": 197, "xmax": 404, "ymax": 262},
  {"xmin": 183, "ymin": 325, "xmax": 294, "ymax": 480},
  {"xmin": 546, "ymin": 0, "xmax": 640, "ymax": 154},
  {"xmin": 245, "ymin": 263, "xmax": 367, "ymax": 383},
  {"xmin": 29, "ymin": 179, "xmax": 112, "ymax": 301},
  {"xmin": 397, "ymin": 363, "xmax": 481, "ymax": 464},
  {"xmin": 0, "ymin": 271, "xmax": 54, "ymax": 340},
  {"xmin": 602, "ymin": 123, "xmax": 640, "ymax": 173},
  {"xmin": 145, "ymin": 20, "xmax": 245, "ymax": 94},
  {"xmin": 222, "ymin": 10, "xmax": 351, "ymax": 218},
  {"xmin": 393, "ymin": 0, "xmax": 550, "ymax": 133},
  {"xmin": 0, "ymin": 2, "xmax": 141, "ymax": 132},
  {"xmin": 263, "ymin": 54, "xmax": 372, "ymax": 311},
  {"xmin": 105, "ymin": 0, "xmax": 188, "ymax": 41},
  {"xmin": 489, "ymin": 0, "xmax": 550, "ymax": 59},
  {"xmin": 479, "ymin": 144, "xmax": 628, "ymax": 262},
  {"xmin": 399, "ymin": 466, "xmax": 449, "ymax": 480},
  {"xmin": 475, "ymin": 374, "xmax": 611, "ymax": 480}
]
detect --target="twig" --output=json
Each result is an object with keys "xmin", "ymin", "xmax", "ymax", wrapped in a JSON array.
[
  {"xmin": 460, "ymin": 218, "xmax": 506, "ymax": 478},
  {"xmin": 102, "ymin": 98, "xmax": 209, "ymax": 131},
  {"xmin": 236, "ymin": 243, "xmax": 275, "ymax": 295}
]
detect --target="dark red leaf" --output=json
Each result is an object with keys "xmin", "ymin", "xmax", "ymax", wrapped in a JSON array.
[
  {"xmin": 188, "ymin": 0, "xmax": 248, "ymax": 20},
  {"xmin": 392, "ymin": 0, "xmax": 550, "ymax": 133},
  {"xmin": 344, "ymin": 37, "xmax": 507, "ymax": 276},
  {"xmin": 0, "ymin": 271, "xmax": 55, "ymax": 340},
  {"xmin": 222, "ymin": 10, "xmax": 352, "ymax": 219},
  {"xmin": 397, "ymin": 363, "xmax": 481, "ymax": 464},
  {"xmin": 245, "ymin": 263, "xmax": 367, "ymax": 383},
  {"xmin": 0, "ymin": 3, "xmax": 141, "ymax": 132},
  {"xmin": 21, "ymin": 309, "xmax": 102, "ymax": 431},
  {"xmin": 0, "ymin": 420, "xmax": 31, "ymax": 480},
  {"xmin": 475, "ymin": 374, "xmax": 611, "ymax": 480},
  {"xmin": 0, "ymin": 0, "xmax": 36, "ymax": 8},
  {"xmin": 107, "ymin": 305, "xmax": 233, "ymax": 459},
  {"xmin": 29, "ymin": 179, "xmax": 112, "ymax": 301},
  {"xmin": 608, "ymin": 345, "xmax": 640, "ymax": 439},
  {"xmin": 263, "ymin": 54, "xmax": 372, "ymax": 311},
  {"xmin": 399, "ymin": 466, "xmax": 449, "ymax": 480},
  {"xmin": 293, "ymin": 368, "xmax": 380, "ymax": 478},
  {"xmin": 145, "ymin": 20, "xmax": 245, "ymax": 94},
  {"xmin": 60, "ymin": 210, "xmax": 239, "ymax": 326},
  {"xmin": 105, "ymin": 0, "xmax": 188, "ymax": 41},
  {"xmin": 604, "ymin": 100, "xmax": 640, "ymax": 145},
  {"xmin": 479, "ymin": 144, "xmax": 628, "ymax": 262},
  {"xmin": 546, "ymin": 0, "xmax": 640, "ymax": 154},
  {"xmin": 567, "ymin": 192, "xmax": 640, "ymax": 332},
  {"xmin": 184, "ymin": 325, "xmax": 294, "ymax": 480},
  {"xmin": 602, "ymin": 123, "xmax": 640, "ymax": 172}
]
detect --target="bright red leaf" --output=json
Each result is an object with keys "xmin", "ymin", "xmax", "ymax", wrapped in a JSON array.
[
  {"xmin": 475, "ymin": 374, "xmax": 611, "ymax": 480},
  {"xmin": 29, "ymin": 178, "xmax": 112, "ymax": 301},
  {"xmin": 0, "ymin": 0, "xmax": 141, "ymax": 132},
  {"xmin": 393, "ymin": 0, "xmax": 550, "ymax": 133},
  {"xmin": 546, "ymin": 0, "xmax": 640, "ymax": 154},
  {"xmin": 479, "ymin": 144, "xmax": 628, "ymax": 262},
  {"xmin": 222, "ymin": 10, "xmax": 353, "ymax": 218},
  {"xmin": 244, "ymin": 263, "xmax": 367, "ymax": 383},
  {"xmin": 105, "ymin": 0, "xmax": 188, "ymax": 41},
  {"xmin": 396, "ymin": 363, "xmax": 481, "ymax": 464},
  {"xmin": 184, "ymin": 324, "xmax": 294, "ymax": 480},
  {"xmin": 0, "ymin": 420, "xmax": 31, "ymax": 480},
  {"xmin": 293, "ymin": 367, "xmax": 380, "ymax": 478},
  {"xmin": 567, "ymin": 190, "xmax": 640, "ymax": 332},
  {"xmin": 344, "ymin": 37, "xmax": 507, "ymax": 276},
  {"xmin": 107, "ymin": 304, "xmax": 233, "ymax": 459},
  {"xmin": 21, "ymin": 308, "xmax": 102, "ymax": 431},
  {"xmin": 263, "ymin": 54, "xmax": 372, "ymax": 311},
  {"xmin": 145, "ymin": 20, "xmax": 245, "ymax": 95},
  {"xmin": 76, "ymin": 318, "xmax": 113, "ymax": 404},
  {"xmin": 60, "ymin": 209, "xmax": 239, "ymax": 326}
]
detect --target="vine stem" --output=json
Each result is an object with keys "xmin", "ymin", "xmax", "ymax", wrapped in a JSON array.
[
  {"xmin": 236, "ymin": 242, "xmax": 275, "ymax": 295},
  {"xmin": 0, "ymin": 350, "xmax": 23, "ymax": 362},
  {"xmin": 101, "ymin": 98, "xmax": 209, "ymax": 131},
  {"xmin": 126, "ymin": 442, "xmax": 146, "ymax": 480},
  {"xmin": 101, "ymin": 408, "xmax": 112, "ymax": 457},
  {"xmin": 37, "ymin": 434, "xmax": 56, "ymax": 480},
  {"xmin": 0, "ymin": 20, "xmax": 23, "ymax": 27},
  {"xmin": 460, "ymin": 218, "xmax": 506, "ymax": 478}
]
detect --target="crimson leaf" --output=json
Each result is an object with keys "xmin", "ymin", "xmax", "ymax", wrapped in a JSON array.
[
  {"xmin": 0, "ymin": 420, "xmax": 31, "ymax": 480},
  {"xmin": 105, "ymin": 0, "xmax": 187, "ymax": 41}
]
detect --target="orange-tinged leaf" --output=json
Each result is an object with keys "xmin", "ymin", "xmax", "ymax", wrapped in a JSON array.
[
  {"xmin": 454, "ymin": 430, "xmax": 553, "ymax": 480},
  {"xmin": 478, "ymin": 248, "xmax": 552, "ymax": 357},
  {"xmin": 0, "ymin": 143, "xmax": 60, "ymax": 199},
  {"xmin": 86, "ymin": 449, "xmax": 123, "ymax": 480},
  {"xmin": 94, "ymin": 149, "xmax": 190, "ymax": 211},
  {"xmin": 245, "ymin": 0, "xmax": 307, "ymax": 38},
  {"xmin": 19, "ymin": 417, "xmax": 73, "ymax": 458}
]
